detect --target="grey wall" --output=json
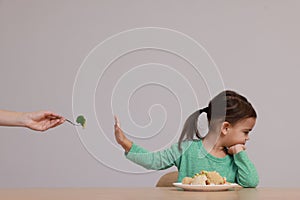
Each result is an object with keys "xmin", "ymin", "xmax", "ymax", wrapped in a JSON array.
[{"xmin": 1, "ymin": 0, "xmax": 300, "ymax": 188}]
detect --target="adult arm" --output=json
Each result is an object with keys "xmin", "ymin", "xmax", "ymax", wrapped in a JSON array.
[{"xmin": 0, "ymin": 110, "xmax": 65, "ymax": 131}]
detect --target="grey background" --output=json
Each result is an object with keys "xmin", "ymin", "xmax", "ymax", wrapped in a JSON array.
[{"xmin": 1, "ymin": 0, "xmax": 299, "ymax": 188}]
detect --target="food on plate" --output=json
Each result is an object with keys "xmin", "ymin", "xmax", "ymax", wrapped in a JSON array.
[
  {"xmin": 182, "ymin": 170, "xmax": 226, "ymax": 185},
  {"xmin": 204, "ymin": 171, "xmax": 226, "ymax": 185},
  {"xmin": 76, "ymin": 115, "xmax": 86, "ymax": 128},
  {"xmin": 191, "ymin": 174, "xmax": 208, "ymax": 185},
  {"xmin": 182, "ymin": 177, "xmax": 194, "ymax": 184}
]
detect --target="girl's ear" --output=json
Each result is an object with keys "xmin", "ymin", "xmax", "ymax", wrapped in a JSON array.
[{"xmin": 221, "ymin": 121, "xmax": 231, "ymax": 135}]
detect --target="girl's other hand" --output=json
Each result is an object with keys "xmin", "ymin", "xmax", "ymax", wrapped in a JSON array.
[
  {"xmin": 227, "ymin": 144, "xmax": 246, "ymax": 155},
  {"xmin": 114, "ymin": 116, "xmax": 132, "ymax": 152}
]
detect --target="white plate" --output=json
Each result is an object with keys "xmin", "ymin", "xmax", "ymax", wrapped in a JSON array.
[{"xmin": 172, "ymin": 183, "xmax": 240, "ymax": 191}]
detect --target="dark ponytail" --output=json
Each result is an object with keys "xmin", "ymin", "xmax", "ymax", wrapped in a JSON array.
[
  {"xmin": 178, "ymin": 107, "xmax": 209, "ymax": 150},
  {"xmin": 178, "ymin": 90, "xmax": 256, "ymax": 150}
]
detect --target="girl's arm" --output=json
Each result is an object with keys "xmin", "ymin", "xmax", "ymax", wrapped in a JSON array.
[
  {"xmin": 114, "ymin": 116, "xmax": 184, "ymax": 170},
  {"xmin": 233, "ymin": 150, "xmax": 259, "ymax": 187},
  {"xmin": 228, "ymin": 144, "xmax": 259, "ymax": 187},
  {"xmin": 228, "ymin": 145, "xmax": 259, "ymax": 187},
  {"xmin": 227, "ymin": 144, "xmax": 259, "ymax": 187},
  {"xmin": 125, "ymin": 142, "xmax": 183, "ymax": 170}
]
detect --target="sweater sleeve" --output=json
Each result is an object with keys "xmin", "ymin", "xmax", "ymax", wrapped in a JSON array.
[
  {"xmin": 233, "ymin": 151, "xmax": 259, "ymax": 187},
  {"xmin": 125, "ymin": 142, "xmax": 189, "ymax": 170}
]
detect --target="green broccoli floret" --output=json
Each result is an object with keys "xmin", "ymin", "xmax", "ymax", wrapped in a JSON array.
[{"xmin": 76, "ymin": 115, "xmax": 86, "ymax": 128}]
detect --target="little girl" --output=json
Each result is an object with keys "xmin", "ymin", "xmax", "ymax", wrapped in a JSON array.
[{"xmin": 114, "ymin": 90, "xmax": 259, "ymax": 187}]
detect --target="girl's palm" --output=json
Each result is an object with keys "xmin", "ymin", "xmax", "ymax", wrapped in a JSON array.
[
  {"xmin": 115, "ymin": 125, "xmax": 126, "ymax": 145},
  {"xmin": 114, "ymin": 116, "xmax": 126, "ymax": 144},
  {"xmin": 114, "ymin": 116, "xmax": 132, "ymax": 152}
]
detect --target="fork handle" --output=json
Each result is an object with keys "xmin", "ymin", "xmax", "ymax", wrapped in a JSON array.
[{"xmin": 66, "ymin": 119, "xmax": 80, "ymax": 126}]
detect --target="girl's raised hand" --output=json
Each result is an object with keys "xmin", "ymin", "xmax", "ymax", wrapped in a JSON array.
[
  {"xmin": 114, "ymin": 115, "xmax": 132, "ymax": 152},
  {"xmin": 227, "ymin": 144, "xmax": 246, "ymax": 155},
  {"xmin": 114, "ymin": 115, "xmax": 124, "ymax": 144}
]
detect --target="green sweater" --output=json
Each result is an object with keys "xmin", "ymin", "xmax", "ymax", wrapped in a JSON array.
[{"xmin": 125, "ymin": 140, "xmax": 259, "ymax": 187}]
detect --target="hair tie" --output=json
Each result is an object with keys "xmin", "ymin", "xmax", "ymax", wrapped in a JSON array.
[{"xmin": 199, "ymin": 107, "xmax": 209, "ymax": 114}]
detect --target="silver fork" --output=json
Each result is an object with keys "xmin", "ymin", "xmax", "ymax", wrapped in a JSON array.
[
  {"xmin": 47, "ymin": 115, "xmax": 80, "ymax": 126},
  {"xmin": 65, "ymin": 119, "xmax": 81, "ymax": 126}
]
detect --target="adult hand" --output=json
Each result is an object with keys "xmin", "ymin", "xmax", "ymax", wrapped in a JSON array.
[{"xmin": 23, "ymin": 111, "xmax": 65, "ymax": 131}]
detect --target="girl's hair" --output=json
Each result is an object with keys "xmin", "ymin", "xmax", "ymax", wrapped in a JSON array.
[{"xmin": 178, "ymin": 90, "xmax": 257, "ymax": 149}]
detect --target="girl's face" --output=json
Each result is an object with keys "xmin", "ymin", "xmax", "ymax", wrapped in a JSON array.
[{"xmin": 223, "ymin": 117, "xmax": 256, "ymax": 147}]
